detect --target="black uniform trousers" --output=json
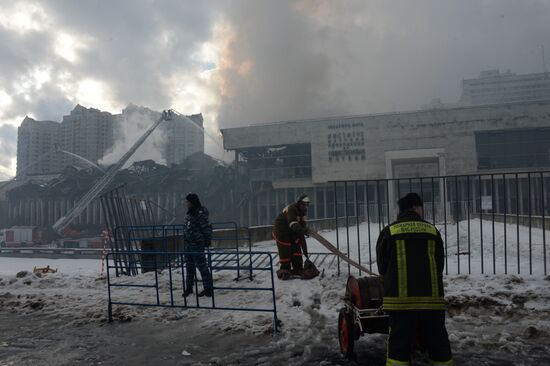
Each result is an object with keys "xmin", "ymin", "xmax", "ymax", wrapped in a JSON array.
[{"xmin": 387, "ymin": 310, "xmax": 453, "ymax": 364}]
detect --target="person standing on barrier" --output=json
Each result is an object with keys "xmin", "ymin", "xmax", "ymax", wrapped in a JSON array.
[
  {"xmin": 272, "ymin": 194, "xmax": 319, "ymax": 280},
  {"xmin": 182, "ymin": 193, "xmax": 213, "ymax": 298},
  {"xmin": 376, "ymin": 193, "xmax": 453, "ymax": 366}
]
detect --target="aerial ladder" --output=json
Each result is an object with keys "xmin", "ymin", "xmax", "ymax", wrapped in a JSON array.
[{"xmin": 52, "ymin": 110, "xmax": 174, "ymax": 234}]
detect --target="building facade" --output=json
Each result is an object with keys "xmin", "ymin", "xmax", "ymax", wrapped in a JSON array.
[
  {"xmin": 60, "ymin": 104, "xmax": 115, "ymax": 168},
  {"xmin": 163, "ymin": 113, "xmax": 204, "ymax": 166},
  {"xmin": 222, "ymin": 100, "xmax": 550, "ymax": 225},
  {"xmin": 16, "ymin": 105, "xmax": 205, "ymax": 177},
  {"xmin": 461, "ymin": 69, "xmax": 550, "ymax": 106},
  {"xmin": 16, "ymin": 117, "xmax": 62, "ymax": 175}
]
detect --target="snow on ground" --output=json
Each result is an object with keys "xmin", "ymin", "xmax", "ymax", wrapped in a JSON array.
[
  {"xmin": 1, "ymin": 222, "xmax": 549, "ymax": 365},
  {"xmin": 0, "ymin": 257, "xmax": 101, "ymax": 277}
]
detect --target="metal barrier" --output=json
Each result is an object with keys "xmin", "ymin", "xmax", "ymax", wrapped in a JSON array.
[
  {"xmin": 106, "ymin": 250, "xmax": 278, "ymax": 331},
  {"xmin": 332, "ymin": 171, "xmax": 550, "ymax": 276},
  {"xmin": 211, "ymin": 221, "xmax": 253, "ymax": 280},
  {"xmin": 100, "ymin": 186, "xmax": 175, "ymax": 276},
  {"xmin": 109, "ymin": 223, "xmax": 253, "ymax": 278}
]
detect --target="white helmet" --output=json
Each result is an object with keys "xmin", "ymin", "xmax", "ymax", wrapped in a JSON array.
[{"xmin": 297, "ymin": 194, "xmax": 311, "ymax": 204}]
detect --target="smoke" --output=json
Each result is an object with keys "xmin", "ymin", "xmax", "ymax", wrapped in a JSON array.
[
  {"xmin": 210, "ymin": 0, "xmax": 550, "ymax": 127},
  {"xmin": 211, "ymin": 1, "xmax": 350, "ymax": 128},
  {"xmin": 99, "ymin": 105, "xmax": 166, "ymax": 167}
]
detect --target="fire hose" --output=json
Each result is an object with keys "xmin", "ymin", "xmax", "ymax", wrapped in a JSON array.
[{"xmin": 308, "ymin": 230, "xmax": 379, "ymax": 277}]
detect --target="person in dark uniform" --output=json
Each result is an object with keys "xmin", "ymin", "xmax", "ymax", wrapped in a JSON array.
[
  {"xmin": 182, "ymin": 193, "xmax": 213, "ymax": 297},
  {"xmin": 376, "ymin": 193, "xmax": 453, "ymax": 366}
]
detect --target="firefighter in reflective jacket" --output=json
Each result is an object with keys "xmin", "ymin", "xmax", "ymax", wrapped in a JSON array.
[
  {"xmin": 376, "ymin": 193, "xmax": 453, "ymax": 366},
  {"xmin": 273, "ymin": 195, "xmax": 311, "ymax": 280}
]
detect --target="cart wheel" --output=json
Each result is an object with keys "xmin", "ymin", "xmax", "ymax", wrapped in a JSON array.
[{"xmin": 338, "ymin": 308, "xmax": 354, "ymax": 359}]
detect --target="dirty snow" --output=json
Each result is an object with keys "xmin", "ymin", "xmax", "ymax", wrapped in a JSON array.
[
  {"xmin": 0, "ymin": 221, "xmax": 549, "ymax": 365},
  {"xmin": 0, "ymin": 257, "xmax": 101, "ymax": 277}
]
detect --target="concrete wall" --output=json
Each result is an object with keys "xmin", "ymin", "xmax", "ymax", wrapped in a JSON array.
[{"xmin": 222, "ymin": 101, "xmax": 550, "ymax": 183}]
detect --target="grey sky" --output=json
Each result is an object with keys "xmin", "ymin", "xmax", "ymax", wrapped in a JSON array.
[{"xmin": 1, "ymin": 0, "xmax": 549, "ymax": 179}]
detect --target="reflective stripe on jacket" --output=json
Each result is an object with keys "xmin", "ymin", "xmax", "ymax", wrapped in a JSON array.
[
  {"xmin": 376, "ymin": 211, "xmax": 445, "ymax": 311},
  {"xmin": 272, "ymin": 203, "xmax": 308, "ymax": 243}
]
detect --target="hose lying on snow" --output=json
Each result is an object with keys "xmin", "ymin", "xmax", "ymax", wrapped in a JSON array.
[{"xmin": 308, "ymin": 230, "xmax": 378, "ymax": 277}]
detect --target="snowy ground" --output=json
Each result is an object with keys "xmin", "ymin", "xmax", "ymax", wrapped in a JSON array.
[
  {"xmin": 257, "ymin": 219, "xmax": 550, "ymax": 276},
  {"xmin": 1, "ymin": 222, "xmax": 550, "ymax": 365},
  {"xmin": 0, "ymin": 257, "xmax": 101, "ymax": 277}
]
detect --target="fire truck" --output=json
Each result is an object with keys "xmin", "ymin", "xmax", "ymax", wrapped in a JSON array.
[{"xmin": 1, "ymin": 226, "xmax": 48, "ymax": 247}]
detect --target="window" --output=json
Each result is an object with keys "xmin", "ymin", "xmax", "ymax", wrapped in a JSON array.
[
  {"xmin": 240, "ymin": 144, "xmax": 312, "ymax": 182},
  {"xmin": 476, "ymin": 128, "xmax": 550, "ymax": 169}
]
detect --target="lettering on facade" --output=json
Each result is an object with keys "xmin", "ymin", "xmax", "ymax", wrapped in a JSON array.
[{"xmin": 327, "ymin": 122, "xmax": 366, "ymax": 162}]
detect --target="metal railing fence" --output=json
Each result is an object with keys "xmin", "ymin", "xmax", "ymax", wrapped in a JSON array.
[
  {"xmin": 332, "ymin": 171, "xmax": 550, "ymax": 276},
  {"xmin": 106, "ymin": 250, "xmax": 278, "ymax": 331}
]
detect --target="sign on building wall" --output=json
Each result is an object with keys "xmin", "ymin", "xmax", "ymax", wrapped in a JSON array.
[
  {"xmin": 481, "ymin": 195, "xmax": 493, "ymax": 210},
  {"xmin": 327, "ymin": 121, "xmax": 366, "ymax": 163}
]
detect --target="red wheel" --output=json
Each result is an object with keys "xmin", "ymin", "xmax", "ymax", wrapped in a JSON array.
[{"xmin": 338, "ymin": 308, "xmax": 355, "ymax": 359}]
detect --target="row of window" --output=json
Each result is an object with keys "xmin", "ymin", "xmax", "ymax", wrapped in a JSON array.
[{"xmin": 476, "ymin": 128, "xmax": 550, "ymax": 170}]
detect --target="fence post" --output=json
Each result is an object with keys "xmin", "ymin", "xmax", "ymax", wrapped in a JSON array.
[
  {"xmin": 366, "ymin": 182, "xmax": 372, "ymax": 272},
  {"xmin": 344, "ymin": 182, "xmax": 350, "ymax": 275},
  {"xmin": 267, "ymin": 254, "xmax": 279, "ymax": 333},
  {"xmin": 334, "ymin": 182, "xmax": 340, "ymax": 276},
  {"xmin": 491, "ymin": 174, "xmax": 496, "ymax": 275},
  {"xmin": 248, "ymin": 227, "xmax": 253, "ymax": 280},
  {"xmin": 527, "ymin": 173, "xmax": 533, "ymax": 274},
  {"xmin": 542, "ymin": 172, "xmax": 547, "ymax": 276},
  {"xmin": 466, "ymin": 175, "xmax": 471, "ymax": 274},
  {"xmin": 431, "ymin": 177, "xmax": 436, "ymax": 224},
  {"xmin": 354, "ymin": 181, "xmax": 361, "ymax": 276},
  {"xmin": 516, "ymin": 173, "xmax": 520, "ymax": 274},
  {"xmin": 455, "ymin": 176, "xmax": 460, "ymax": 275},
  {"xmin": 154, "ymin": 254, "xmax": 160, "ymax": 306},
  {"xmin": 503, "ymin": 174, "xmax": 508, "ymax": 275},
  {"xmin": 443, "ymin": 176, "xmax": 448, "ymax": 275},
  {"xmin": 107, "ymin": 253, "xmax": 113, "ymax": 322},
  {"xmin": 479, "ymin": 175, "xmax": 484, "ymax": 274},
  {"xmin": 168, "ymin": 252, "xmax": 174, "ymax": 306}
]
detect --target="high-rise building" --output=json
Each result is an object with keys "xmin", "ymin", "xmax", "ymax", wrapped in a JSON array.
[
  {"xmin": 163, "ymin": 113, "xmax": 204, "ymax": 166},
  {"xmin": 461, "ymin": 69, "xmax": 550, "ymax": 106},
  {"xmin": 16, "ymin": 104, "xmax": 204, "ymax": 177},
  {"xmin": 16, "ymin": 116, "xmax": 61, "ymax": 175},
  {"xmin": 60, "ymin": 104, "xmax": 115, "ymax": 168}
]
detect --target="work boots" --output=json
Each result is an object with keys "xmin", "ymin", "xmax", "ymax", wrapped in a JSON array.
[
  {"xmin": 277, "ymin": 268, "xmax": 292, "ymax": 280},
  {"xmin": 182, "ymin": 287, "xmax": 193, "ymax": 297},
  {"xmin": 302, "ymin": 259, "xmax": 320, "ymax": 279},
  {"xmin": 198, "ymin": 289, "xmax": 213, "ymax": 297}
]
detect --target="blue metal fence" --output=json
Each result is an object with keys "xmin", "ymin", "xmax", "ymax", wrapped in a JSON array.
[
  {"xmin": 110, "ymin": 222, "xmax": 253, "ymax": 278},
  {"xmin": 106, "ymin": 250, "xmax": 279, "ymax": 331}
]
